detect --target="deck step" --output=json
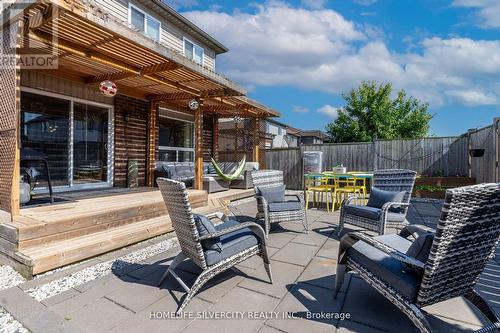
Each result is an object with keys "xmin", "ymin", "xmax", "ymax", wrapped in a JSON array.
[
  {"xmin": 14, "ymin": 190, "xmax": 208, "ymax": 246},
  {"xmin": 19, "ymin": 205, "xmax": 219, "ymax": 275}
]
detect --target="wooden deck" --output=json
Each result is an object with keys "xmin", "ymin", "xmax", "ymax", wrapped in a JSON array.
[{"xmin": 0, "ymin": 188, "xmax": 254, "ymax": 277}]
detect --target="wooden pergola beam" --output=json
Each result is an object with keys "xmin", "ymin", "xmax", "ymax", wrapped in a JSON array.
[
  {"xmin": 84, "ymin": 61, "xmax": 182, "ymax": 84},
  {"xmin": 28, "ymin": 30, "xmax": 201, "ymax": 96},
  {"xmin": 148, "ymin": 88, "xmax": 237, "ymax": 102}
]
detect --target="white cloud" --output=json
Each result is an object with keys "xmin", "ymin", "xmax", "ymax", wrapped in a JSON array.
[
  {"xmin": 300, "ymin": 0, "xmax": 326, "ymax": 9},
  {"xmin": 353, "ymin": 0, "xmax": 378, "ymax": 6},
  {"xmin": 445, "ymin": 89, "xmax": 498, "ymax": 106},
  {"xmin": 317, "ymin": 105, "xmax": 340, "ymax": 118},
  {"xmin": 453, "ymin": 0, "xmax": 500, "ymax": 28},
  {"xmin": 292, "ymin": 105, "xmax": 310, "ymax": 113},
  {"xmin": 183, "ymin": 2, "xmax": 500, "ymax": 109}
]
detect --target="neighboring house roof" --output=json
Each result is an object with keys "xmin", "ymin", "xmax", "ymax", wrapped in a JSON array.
[
  {"xmin": 139, "ymin": 0, "xmax": 229, "ymax": 54},
  {"xmin": 286, "ymin": 126, "xmax": 301, "ymax": 137},
  {"xmin": 299, "ymin": 130, "xmax": 331, "ymax": 141},
  {"xmin": 266, "ymin": 118, "xmax": 289, "ymax": 128}
]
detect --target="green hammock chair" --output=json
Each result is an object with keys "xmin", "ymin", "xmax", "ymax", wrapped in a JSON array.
[{"xmin": 210, "ymin": 155, "xmax": 247, "ymax": 182}]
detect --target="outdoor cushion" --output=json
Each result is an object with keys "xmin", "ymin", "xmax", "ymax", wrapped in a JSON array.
[
  {"xmin": 347, "ymin": 234, "xmax": 422, "ymax": 301},
  {"xmin": 367, "ymin": 187, "xmax": 406, "ymax": 213},
  {"xmin": 258, "ymin": 185, "xmax": 285, "ymax": 203},
  {"xmin": 161, "ymin": 165, "xmax": 176, "ymax": 179},
  {"xmin": 268, "ymin": 201, "xmax": 302, "ymax": 212},
  {"xmin": 204, "ymin": 219, "xmax": 259, "ymax": 266},
  {"xmin": 175, "ymin": 165, "xmax": 193, "ymax": 174},
  {"xmin": 193, "ymin": 214, "xmax": 222, "ymax": 252},
  {"xmin": 344, "ymin": 205, "xmax": 406, "ymax": 222},
  {"xmin": 404, "ymin": 232, "xmax": 434, "ymax": 275}
]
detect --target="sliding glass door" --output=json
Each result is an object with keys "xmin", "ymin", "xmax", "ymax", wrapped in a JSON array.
[
  {"xmin": 21, "ymin": 92, "xmax": 71, "ymax": 187},
  {"xmin": 73, "ymin": 103, "xmax": 109, "ymax": 184},
  {"xmin": 21, "ymin": 91, "xmax": 113, "ymax": 191}
]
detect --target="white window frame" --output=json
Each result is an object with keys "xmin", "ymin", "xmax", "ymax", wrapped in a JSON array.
[
  {"xmin": 158, "ymin": 114, "xmax": 195, "ymax": 163},
  {"xmin": 21, "ymin": 87, "xmax": 115, "ymax": 193},
  {"xmin": 183, "ymin": 37, "xmax": 205, "ymax": 66},
  {"xmin": 128, "ymin": 3, "xmax": 161, "ymax": 42}
]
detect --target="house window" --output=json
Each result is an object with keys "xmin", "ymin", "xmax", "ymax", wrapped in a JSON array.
[
  {"xmin": 158, "ymin": 116, "xmax": 195, "ymax": 162},
  {"xmin": 183, "ymin": 38, "xmax": 204, "ymax": 65},
  {"xmin": 129, "ymin": 4, "xmax": 161, "ymax": 42}
]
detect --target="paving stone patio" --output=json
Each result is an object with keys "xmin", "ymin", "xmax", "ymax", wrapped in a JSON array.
[{"xmin": 1, "ymin": 198, "xmax": 499, "ymax": 333}]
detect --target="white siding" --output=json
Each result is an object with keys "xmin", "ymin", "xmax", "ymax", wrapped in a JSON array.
[
  {"xmin": 93, "ymin": 0, "xmax": 217, "ymax": 70},
  {"xmin": 94, "ymin": 0, "xmax": 128, "ymax": 22}
]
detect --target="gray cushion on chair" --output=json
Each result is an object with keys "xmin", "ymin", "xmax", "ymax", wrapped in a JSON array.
[
  {"xmin": 347, "ymin": 234, "xmax": 422, "ymax": 301},
  {"xmin": 367, "ymin": 187, "xmax": 406, "ymax": 213},
  {"xmin": 193, "ymin": 214, "xmax": 222, "ymax": 252},
  {"xmin": 268, "ymin": 201, "xmax": 302, "ymax": 212},
  {"xmin": 344, "ymin": 205, "xmax": 406, "ymax": 223},
  {"xmin": 204, "ymin": 219, "xmax": 259, "ymax": 266},
  {"xmin": 404, "ymin": 232, "xmax": 434, "ymax": 275},
  {"xmin": 257, "ymin": 185, "xmax": 285, "ymax": 203}
]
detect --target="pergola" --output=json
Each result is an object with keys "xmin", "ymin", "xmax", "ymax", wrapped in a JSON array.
[{"xmin": 0, "ymin": 0, "xmax": 279, "ymax": 218}]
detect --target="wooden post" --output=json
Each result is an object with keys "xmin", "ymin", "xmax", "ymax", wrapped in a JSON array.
[
  {"xmin": 253, "ymin": 118, "xmax": 260, "ymax": 163},
  {"xmin": 194, "ymin": 104, "xmax": 204, "ymax": 190},
  {"xmin": 233, "ymin": 121, "xmax": 238, "ymax": 162},
  {"xmin": 212, "ymin": 114, "xmax": 219, "ymax": 161},
  {"xmin": 146, "ymin": 101, "xmax": 158, "ymax": 187}
]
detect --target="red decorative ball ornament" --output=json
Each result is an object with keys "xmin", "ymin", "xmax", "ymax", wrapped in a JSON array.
[{"xmin": 99, "ymin": 80, "xmax": 117, "ymax": 97}]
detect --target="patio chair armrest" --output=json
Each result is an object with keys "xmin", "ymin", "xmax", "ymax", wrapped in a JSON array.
[
  {"xmin": 285, "ymin": 190, "xmax": 304, "ymax": 204},
  {"xmin": 255, "ymin": 195, "xmax": 269, "ymax": 208},
  {"xmin": 399, "ymin": 224, "xmax": 436, "ymax": 239},
  {"xmin": 341, "ymin": 195, "xmax": 358, "ymax": 209},
  {"xmin": 338, "ymin": 231, "xmax": 425, "ymax": 269},
  {"xmin": 198, "ymin": 222, "xmax": 267, "ymax": 245},
  {"xmin": 206, "ymin": 212, "xmax": 230, "ymax": 223},
  {"xmin": 381, "ymin": 202, "xmax": 410, "ymax": 213}
]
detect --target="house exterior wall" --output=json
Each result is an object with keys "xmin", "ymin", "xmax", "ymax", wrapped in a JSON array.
[
  {"xmin": 266, "ymin": 121, "xmax": 289, "ymax": 148},
  {"xmin": 114, "ymin": 94, "xmax": 150, "ymax": 187},
  {"xmin": 93, "ymin": 0, "xmax": 216, "ymax": 70}
]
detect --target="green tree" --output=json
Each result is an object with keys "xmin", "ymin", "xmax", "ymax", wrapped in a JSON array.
[{"xmin": 326, "ymin": 81, "xmax": 433, "ymax": 143}]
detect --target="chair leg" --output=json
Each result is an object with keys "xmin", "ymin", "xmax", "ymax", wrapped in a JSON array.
[
  {"xmin": 404, "ymin": 303, "xmax": 433, "ymax": 333},
  {"xmin": 176, "ymin": 268, "xmax": 212, "ymax": 315},
  {"xmin": 158, "ymin": 252, "xmax": 187, "ymax": 289},
  {"xmin": 302, "ymin": 212, "xmax": 309, "ymax": 234},
  {"xmin": 334, "ymin": 263, "xmax": 347, "ymax": 299},
  {"xmin": 465, "ymin": 290, "xmax": 500, "ymax": 332}
]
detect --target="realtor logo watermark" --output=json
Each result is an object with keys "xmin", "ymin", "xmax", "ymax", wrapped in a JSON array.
[
  {"xmin": 149, "ymin": 311, "xmax": 351, "ymax": 321},
  {"xmin": 1, "ymin": 1, "xmax": 59, "ymax": 69}
]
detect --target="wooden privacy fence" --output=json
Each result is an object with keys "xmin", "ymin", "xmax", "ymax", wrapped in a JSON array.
[{"xmin": 267, "ymin": 119, "xmax": 500, "ymax": 190}]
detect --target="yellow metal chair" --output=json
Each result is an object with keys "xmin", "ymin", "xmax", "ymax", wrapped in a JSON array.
[
  {"xmin": 333, "ymin": 175, "xmax": 362, "ymax": 207},
  {"xmin": 348, "ymin": 172, "xmax": 369, "ymax": 203},
  {"xmin": 305, "ymin": 175, "xmax": 333, "ymax": 212}
]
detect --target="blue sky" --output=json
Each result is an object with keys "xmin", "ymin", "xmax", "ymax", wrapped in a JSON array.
[{"xmin": 167, "ymin": 0, "xmax": 500, "ymax": 136}]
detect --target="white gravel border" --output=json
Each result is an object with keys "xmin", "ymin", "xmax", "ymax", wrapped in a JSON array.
[
  {"xmin": 0, "ymin": 307, "xmax": 30, "ymax": 333},
  {"xmin": 0, "ymin": 266, "xmax": 26, "ymax": 292},
  {"xmin": 26, "ymin": 236, "xmax": 179, "ymax": 301}
]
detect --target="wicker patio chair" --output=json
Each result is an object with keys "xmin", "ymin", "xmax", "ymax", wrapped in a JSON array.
[
  {"xmin": 156, "ymin": 178, "xmax": 273, "ymax": 314},
  {"xmin": 338, "ymin": 169, "xmax": 417, "ymax": 235},
  {"xmin": 251, "ymin": 170, "xmax": 308, "ymax": 237},
  {"xmin": 335, "ymin": 183, "xmax": 500, "ymax": 333}
]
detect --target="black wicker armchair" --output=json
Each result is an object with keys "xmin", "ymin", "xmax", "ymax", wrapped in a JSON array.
[{"xmin": 335, "ymin": 183, "xmax": 500, "ymax": 333}]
